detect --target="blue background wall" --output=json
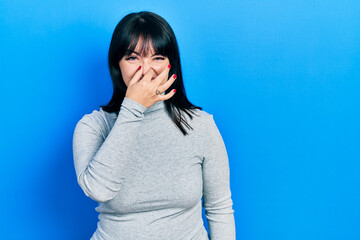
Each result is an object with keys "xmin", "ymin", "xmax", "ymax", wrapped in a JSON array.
[{"xmin": 1, "ymin": 0, "xmax": 359, "ymax": 239}]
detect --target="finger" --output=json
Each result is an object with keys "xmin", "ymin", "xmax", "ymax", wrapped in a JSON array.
[
  {"xmin": 154, "ymin": 64, "xmax": 171, "ymax": 86},
  {"xmin": 157, "ymin": 74, "xmax": 177, "ymax": 93},
  {"xmin": 128, "ymin": 66, "xmax": 143, "ymax": 87},
  {"xmin": 142, "ymin": 68, "xmax": 155, "ymax": 83},
  {"xmin": 158, "ymin": 88, "xmax": 176, "ymax": 101}
]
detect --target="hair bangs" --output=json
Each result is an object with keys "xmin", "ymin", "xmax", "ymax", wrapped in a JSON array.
[{"xmin": 125, "ymin": 24, "xmax": 170, "ymax": 57}]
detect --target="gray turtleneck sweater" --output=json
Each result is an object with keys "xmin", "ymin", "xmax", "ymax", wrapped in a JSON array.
[{"xmin": 72, "ymin": 97, "xmax": 235, "ymax": 240}]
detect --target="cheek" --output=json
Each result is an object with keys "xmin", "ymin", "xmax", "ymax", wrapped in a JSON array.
[
  {"xmin": 153, "ymin": 60, "xmax": 170, "ymax": 72},
  {"xmin": 119, "ymin": 63, "xmax": 135, "ymax": 78}
]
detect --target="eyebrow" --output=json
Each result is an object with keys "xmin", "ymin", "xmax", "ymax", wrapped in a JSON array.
[{"xmin": 125, "ymin": 50, "xmax": 161, "ymax": 57}]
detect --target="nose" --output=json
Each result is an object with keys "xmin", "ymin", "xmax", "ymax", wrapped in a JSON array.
[{"xmin": 140, "ymin": 58, "xmax": 154, "ymax": 78}]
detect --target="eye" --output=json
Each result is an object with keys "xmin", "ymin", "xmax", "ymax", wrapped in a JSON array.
[
  {"xmin": 154, "ymin": 56, "xmax": 165, "ymax": 60},
  {"xmin": 125, "ymin": 56, "xmax": 137, "ymax": 61}
]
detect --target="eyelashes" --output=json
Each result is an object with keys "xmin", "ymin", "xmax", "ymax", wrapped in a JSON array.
[
  {"xmin": 125, "ymin": 57, "xmax": 136, "ymax": 60},
  {"xmin": 125, "ymin": 56, "xmax": 165, "ymax": 61}
]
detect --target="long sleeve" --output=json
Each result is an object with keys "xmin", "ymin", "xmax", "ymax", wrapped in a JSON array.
[
  {"xmin": 72, "ymin": 97, "xmax": 147, "ymax": 203},
  {"xmin": 202, "ymin": 115, "xmax": 236, "ymax": 240}
]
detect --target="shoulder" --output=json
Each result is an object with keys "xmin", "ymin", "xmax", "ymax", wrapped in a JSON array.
[
  {"xmin": 74, "ymin": 107, "xmax": 116, "ymax": 136},
  {"xmin": 183, "ymin": 108, "xmax": 226, "ymax": 155},
  {"xmin": 191, "ymin": 109, "xmax": 227, "ymax": 153},
  {"xmin": 182, "ymin": 108, "xmax": 217, "ymax": 133},
  {"xmin": 188, "ymin": 108, "xmax": 215, "ymax": 122}
]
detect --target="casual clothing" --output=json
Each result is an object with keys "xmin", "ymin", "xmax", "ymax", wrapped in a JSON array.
[{"xmin": 72, "ymin": 97, "xmax": 235, "ymax": 240}]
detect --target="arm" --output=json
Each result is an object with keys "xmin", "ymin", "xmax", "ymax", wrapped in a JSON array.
[
  {"xmin": 72, "ymin": 97, "xmax": 146, "ymax": 202},
  {"xmin": 202, "ymin": 115, "xmax": 236, "ymax": 240}
]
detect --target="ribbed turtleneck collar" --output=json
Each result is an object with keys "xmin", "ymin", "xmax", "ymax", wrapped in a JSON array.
[
  {"xmin": 143, "ymin": 92, "xmax": 166, "ymax": 114},
  {"xmin": 144, "ymin": 100, "xmax": 166, "ymax": 114}
]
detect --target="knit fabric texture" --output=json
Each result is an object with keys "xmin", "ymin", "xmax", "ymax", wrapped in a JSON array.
[{"xmin": 72, "ymin": 97, "xmax": 235, "ymax": 240}]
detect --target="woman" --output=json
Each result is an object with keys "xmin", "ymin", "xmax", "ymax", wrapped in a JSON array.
[{"xmin": 72, "ymin": 11, "xmax": 235, "ymax": 240}]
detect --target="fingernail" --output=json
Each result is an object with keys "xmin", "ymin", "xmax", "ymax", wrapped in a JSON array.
[
  {"xmin": 173, "ymin": 74, "xmax": 177, "ymax": 79},
  {"xmin": 168, "ymin": 64, "xmax": 171, "ymax": 69},
  {"xmin": 138, "ymin": 66, "xmax": 141, "ymax": 70},
  {"xmin": 173, "ymin": 89, "xmax": 176, "ymax": 93}
]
